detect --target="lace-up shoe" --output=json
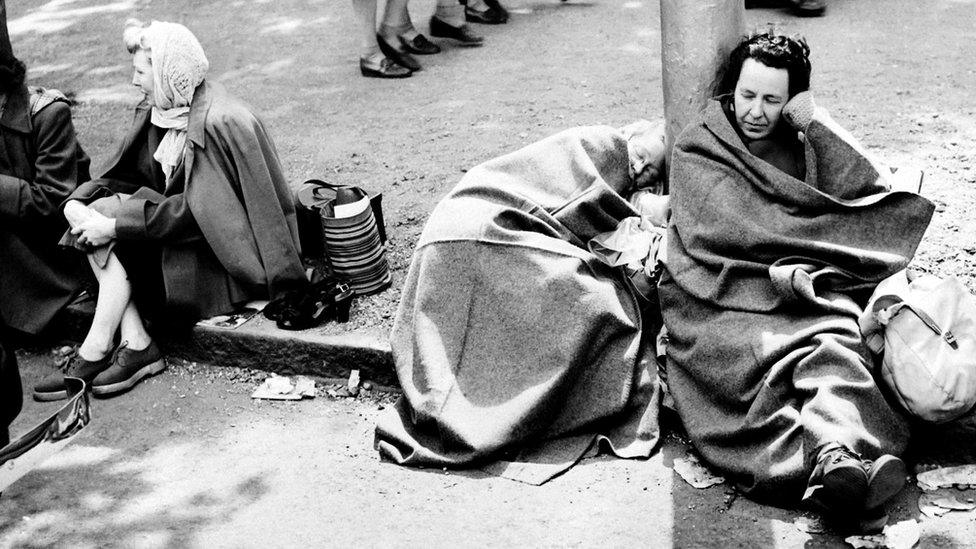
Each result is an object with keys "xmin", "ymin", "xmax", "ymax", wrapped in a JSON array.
[
  {"xmin": 864, "ymin": 454, "xmax": 907, "ymax": 509},
  {"xmin": 91, "ymin": 341, "xmax": 166, "ymax": 397},
  {"xmin": 33, "ymin": 353, "xmax": 111, "ymax": 401},
  {"xmin": 804, "ymin": 443, "xmax": 868, "ymax": 515}
]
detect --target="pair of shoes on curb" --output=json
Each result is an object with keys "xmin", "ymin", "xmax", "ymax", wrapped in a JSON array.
[
  {"xmin": 32, "ymin": 341, "xmax": 166, "ymax": 401},
  {"xmin": 804, "ymin": 443, "xmax": 906, "ymax": 524},
  {"xmin": 377, "ymin": 34, "xmax": 421, "ymax": 72},
  {"xmin": 429, "ymin": 16, "xmax": 484, "ymax": 46}
]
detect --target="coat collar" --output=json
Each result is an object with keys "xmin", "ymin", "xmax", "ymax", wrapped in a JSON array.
[
  {"xmin": 0, "ymin": 85, "xmax": 31, "ymax": 133},
  {"xmin": 187, "ymin": 80, "xmax": 213, "ymax": 149}
]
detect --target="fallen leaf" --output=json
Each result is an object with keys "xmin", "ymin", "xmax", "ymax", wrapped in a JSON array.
[
  {"xmin": 918, "ymin": 493, "xmax": 952, "ymax": 518},
  {"xmin": 844, "ymin": 519, "xmax": 919, "ymax": 549},
  {"xmin": 672, "ymin": 453, "xmax": 725, "ymax": 489},
  {"xmin": 916, "ymin": 465, "xmax": 976, "ymax": 491},
  {"xmin": 793, "ymin": 515, "xmax": 830, "ymax": 534}
]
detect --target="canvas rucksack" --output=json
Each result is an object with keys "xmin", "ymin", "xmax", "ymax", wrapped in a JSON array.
[{"xmin": 859, "ymin": 270, "xmax": 976, "ymax": 423}]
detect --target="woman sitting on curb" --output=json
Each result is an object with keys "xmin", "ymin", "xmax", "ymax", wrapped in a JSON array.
[
  {"xmin": 658, "ymin": 31, "xmax": 933, "ymax": 529},
  {"xmin": 33, "ymin": 20, "xmax": 306, "ymax": 401}
]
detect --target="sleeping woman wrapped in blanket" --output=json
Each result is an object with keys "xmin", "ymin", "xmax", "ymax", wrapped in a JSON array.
[{"xmin": 375, "ymin": 118, "xmax": 670, "ymax": 485}]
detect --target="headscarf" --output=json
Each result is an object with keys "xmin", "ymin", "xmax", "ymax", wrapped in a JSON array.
[{"xmin": 137, "ymin": 21, "xmax": 209, "ymax": 181}]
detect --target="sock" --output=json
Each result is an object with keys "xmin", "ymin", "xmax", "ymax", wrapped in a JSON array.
[{"xmin": 435, "ymin": 2, "xmax": 465, "ymax": 26}]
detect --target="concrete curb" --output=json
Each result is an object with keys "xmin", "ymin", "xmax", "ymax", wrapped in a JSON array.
[
  {"xmin": 62, "ymin": 301, "xmax": 397, "ymax": 387},
  {"xmin": 173, "ymin": 315, "xmax": 396, "ymax": 386}
]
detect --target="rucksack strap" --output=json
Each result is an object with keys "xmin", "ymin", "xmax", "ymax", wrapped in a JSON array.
[{"xmin": 858, "ymin": 270, "xmax": 912, "ymax": 355}]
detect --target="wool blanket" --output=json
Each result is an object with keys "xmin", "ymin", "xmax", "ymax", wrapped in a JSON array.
[
  {"xmin": 658, "ymin": 100, "xmax": 935, "ymax": 501},
  {"xmin": 375, "ymin": 126, "xmax": 663, "ymax": 484}
]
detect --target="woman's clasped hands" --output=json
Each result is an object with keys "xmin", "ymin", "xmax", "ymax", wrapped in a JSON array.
[{"xmin": 64, "ymin": 201, "xmax": 116, "ymax": 247}]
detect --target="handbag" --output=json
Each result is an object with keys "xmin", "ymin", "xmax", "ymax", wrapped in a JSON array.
[
  {"xmin": 294, "ymin": 179, "xmax": 387, "ymax": 258},
  {"xmin": 294, "ymin": 180, "xmax": 391, "ymax": 295},
  {"xmin": 859, "ymin": 270, "xmax": 976, "ymax": 423}
]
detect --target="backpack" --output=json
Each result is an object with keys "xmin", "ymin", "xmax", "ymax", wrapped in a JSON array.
[{"xmin": 859, "ymin": 270, "xmax": 976, "ymax": 423}]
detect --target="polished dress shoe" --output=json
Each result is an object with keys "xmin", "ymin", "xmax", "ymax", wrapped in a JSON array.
[
  {"xmin": 399, "ymin": 34, "xmax": 441, "ymax": 55},
  {"xmin": 377, "ymin": 34, "xmax": 421, "ymax": 72},
  {"xmin": 465, "ymin": 6, "xmax": 506, "ymax": 24},
  {"xmin": 359, "ymin": 56, "xmax": 412, "ymax": 78},
  {"xmin": 429, "ymin": 16, "xmax": 484, "ymax": 46},
  {"xmin": 790, "ymin": 0, "xmax": 826, "ymax": 16},
  {"xmin": 483, "ymin": 0, "xmax": 510, "ymax": 21}
]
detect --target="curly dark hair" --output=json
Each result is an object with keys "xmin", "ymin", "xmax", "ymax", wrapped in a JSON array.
[
  {"xmin": 0, "ymin": 54, "xmax": 26, "ymax": 93},
  {"xmin": 712, "ymin": 30, "xmax": 811, "ymax": 99}
]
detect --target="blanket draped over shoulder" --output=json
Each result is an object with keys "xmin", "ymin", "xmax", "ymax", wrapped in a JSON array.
[
  {"xmin": 375, "ymin": 126, "xmax": 663, "ymax": 484},
  {"xmin": 658, "ymin": 100, "xmax": 935, "ymax": 501}
]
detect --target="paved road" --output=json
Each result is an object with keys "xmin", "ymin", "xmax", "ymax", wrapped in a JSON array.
[{"xmin": 4, "ymin": 351, "xmax": 976, "ymax": 548}]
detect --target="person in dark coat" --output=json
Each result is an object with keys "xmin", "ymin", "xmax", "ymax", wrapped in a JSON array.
[
  {"xmin": 33, "ymin": 20, "xmax": 306, "ymax": 401},
  {"xmin": 658, "ymin": 31, "xmax": 932, "ymax": 529},
  {"xmin": 0, "ymin": 0, "xmax": 90, "ymax": 338}
]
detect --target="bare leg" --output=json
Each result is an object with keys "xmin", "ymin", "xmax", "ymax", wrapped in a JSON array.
[{"xmin": 78, "ymin": 251, "xmax": 151, "ymax": 360}]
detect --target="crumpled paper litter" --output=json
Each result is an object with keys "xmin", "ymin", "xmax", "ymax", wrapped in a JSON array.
[{"xmin": 672, "ymin": 453, "xmax": 725, "ymax": 489}]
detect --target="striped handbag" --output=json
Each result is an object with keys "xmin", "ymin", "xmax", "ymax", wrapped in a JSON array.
[{"xmin": 310, "ymin": 182, "xmax": 391, "ymax": 295}]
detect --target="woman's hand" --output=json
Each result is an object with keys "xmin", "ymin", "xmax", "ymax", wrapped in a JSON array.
[
  {"xmin": 620, "ymin": 119, "xmax": 667, "ymax": 190},
  {"xmin": 70, "ymin": 210, "xmax": 117, "ymax": 247},
  {"xmin": 63, "ymin": 200, "xmax": 94, "ymax": 229}
]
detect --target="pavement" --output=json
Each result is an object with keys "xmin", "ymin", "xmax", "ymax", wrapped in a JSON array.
[{"xmin": 3, "ymin": 351, "xmax": 976, "ymax": 548}]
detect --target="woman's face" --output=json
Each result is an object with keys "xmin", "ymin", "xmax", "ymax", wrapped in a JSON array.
[
  {"xmin": 732, "ymin": 58, "xmax": 790, "ymax": 141},
  {"xmin": 131, "ymin": 49, "xmax": 154, "ymax": 104}
]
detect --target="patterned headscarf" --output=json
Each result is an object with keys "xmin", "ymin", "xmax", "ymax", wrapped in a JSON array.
[{"xmin": 136, "ymin": 21, "xmax": 209, "ymax": 181}]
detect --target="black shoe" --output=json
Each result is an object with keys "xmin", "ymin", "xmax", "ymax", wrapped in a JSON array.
[
  {"xmin": 91, "ymin": 341, "xmax": 166, "ymax": 397},
  {"xmin": 33, "ymin": 352, "xmax": 111, "ymax": 401},
  {"xmin": 359, "ymin": 57, "xmax": 412, "ymax": 78},
  {"xmin": 377, "ymin": 34, "xmax": 421, "ymax": 72},
  {"xmin": 483, "ymin": 0, "xmax": 509, "ymax": 21},
  {"xmin": 399, "ymin": 34, "xmax": 441, "ymax": 55},
  {"xmin": 465, "ymin": 6, "xmax": 506, "ymax": 24},
  {"xmin": 429, "ymin": 16, "xmax": 484, "ymax": 46},
  {"xmin": 804, "ymin": 444, "xmax": 868, "ymax": 515},
  {"xmin": 791, "ymin": 0, "xmax": 826, "ymax": 16},
  {"xmin": 863, "ymin": 455, "xmax": 906, "ymax": 509}
]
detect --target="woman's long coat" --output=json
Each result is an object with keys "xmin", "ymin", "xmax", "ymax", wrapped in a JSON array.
[
  {"xmin": 68, "ymin": 80, "xmax": 305, "ymax": 320},
  {"xmin": 0, "ymin": 86, "xmax": 90, "ymax": 334}
]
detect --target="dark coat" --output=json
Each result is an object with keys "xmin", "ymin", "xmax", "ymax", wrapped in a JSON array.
[
  {"xmin": 68, "ymin": 80, "xmax": 305, "ymax": 320},
  {"xmin": 0, "ymin": 86, "xmax": 90, "ymax": 334}
]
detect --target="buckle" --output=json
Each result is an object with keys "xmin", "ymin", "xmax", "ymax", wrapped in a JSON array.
[{"xmin": 337, "ymin": 282, "xmax": 350, "ymax": 294}]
